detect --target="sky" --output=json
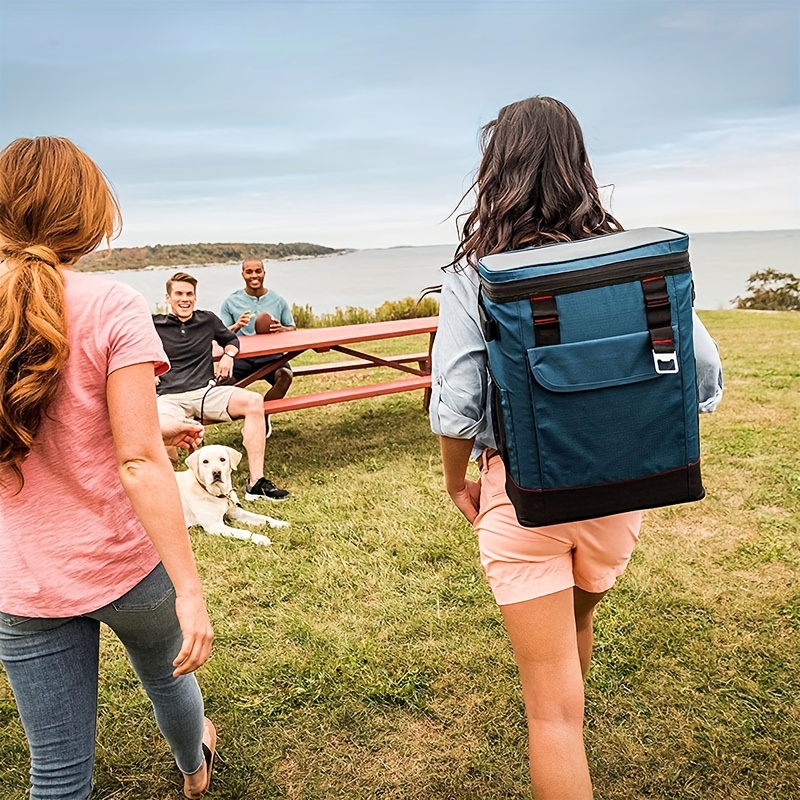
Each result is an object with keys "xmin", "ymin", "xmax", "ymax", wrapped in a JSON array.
[{"xmin": 1, "ymin": 0, "xmax": 798, "ymax": 250}]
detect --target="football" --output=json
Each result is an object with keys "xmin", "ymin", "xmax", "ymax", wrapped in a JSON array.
[{"xmin": 254, "ymin": 312, "xmax": 276, "ymax": 334}]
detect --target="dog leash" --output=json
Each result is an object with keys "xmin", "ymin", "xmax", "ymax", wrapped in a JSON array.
[
  {"xmin": 197, "ymin": 376, "xmax": 245, "ymax": 510},
  {"xmin": 199, "ymin": 377, "xmax": 217, "ymax": 426}
]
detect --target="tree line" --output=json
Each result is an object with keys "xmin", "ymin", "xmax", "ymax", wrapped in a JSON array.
[{"xmin": 75, "ymin": 242, "xmax": 346, "ymax": 272}]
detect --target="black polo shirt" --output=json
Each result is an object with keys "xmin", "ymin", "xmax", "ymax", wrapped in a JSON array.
[{"xmin": 153, "ymin": 310, "xmax": 239, "ymax": 394}]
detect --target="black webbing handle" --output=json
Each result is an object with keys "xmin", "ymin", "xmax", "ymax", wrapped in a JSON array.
[
  {"xmin": 641, "ymin": 276, "xmax": 673, "ymax": 351},
  {"xmin": 641, "ymin": 276, "xmax": 678, "ymax": 373},
  {"xmin": 531, "ymin": 294, "xmax": 560, "ymax": 347}
]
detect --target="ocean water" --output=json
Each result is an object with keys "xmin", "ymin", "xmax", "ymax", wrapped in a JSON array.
[{"xmin": 100, "ymin": 229, "xmax": 799, "ymax": 315}]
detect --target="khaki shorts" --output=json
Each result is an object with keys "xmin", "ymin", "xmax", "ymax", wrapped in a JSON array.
[
  {"xmin": 472, "ymin": 454, "xmax": 641, "ymax": 606},
  {"xmin": 156, "ymin": 385, "xmax": 237, "ymax": 423}
]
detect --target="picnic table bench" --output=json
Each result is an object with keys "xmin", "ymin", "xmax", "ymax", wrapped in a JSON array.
[{"xmin": 223, "ymin": 317, "xmax": 438, "ymax": 415}]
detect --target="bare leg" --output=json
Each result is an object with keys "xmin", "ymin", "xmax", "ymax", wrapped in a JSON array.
[
  {"xmin": 225, "ymin": 389, "xmax": 266, "ymax": 483},
  {"xmin": 500, "ymin": 588, "xmax": 593, "ymax": 800},
  {"xmin": 573, "ymin": 588, "xmax": 608, "ymax": 680},
  {"xmin": 263, "ymin": 367, "xmax": 293, "ymax": 402}
]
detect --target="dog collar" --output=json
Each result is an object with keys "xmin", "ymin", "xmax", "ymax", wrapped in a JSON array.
[{"xmin": 195, "ymin": 475, "xmax": 236, "ymax": 503}]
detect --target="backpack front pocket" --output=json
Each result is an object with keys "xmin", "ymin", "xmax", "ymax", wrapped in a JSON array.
[{"xmin": 527, "ymin": 329, "xmax": 688, "ymax": 489}]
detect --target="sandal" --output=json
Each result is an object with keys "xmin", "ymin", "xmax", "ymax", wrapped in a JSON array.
[{"xmin": 183, "ymin": 717, "xmax": 217, "ymax": 799}]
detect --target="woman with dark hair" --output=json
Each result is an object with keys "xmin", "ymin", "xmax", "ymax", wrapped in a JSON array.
[
  {"xmin": 0, "ymin": 137, "xmax": 216, "ymax": 799},
  {"xmin": 430, "ymin": 97, "xmax": 722, "ymax": 798}
]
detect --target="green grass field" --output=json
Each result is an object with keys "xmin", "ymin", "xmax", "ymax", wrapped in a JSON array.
[{"xmin": 1, "ymin": 310, "xmax": 798, "ymax": 799}]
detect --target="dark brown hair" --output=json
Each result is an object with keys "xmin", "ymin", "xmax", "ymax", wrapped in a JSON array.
[
  {"xmin": 449, "ymin": 96, "xmax": 622, "ymax": 270},
  {"xmin": 0, "ymin": 136, "xmax": 120, "ymax": 489}
]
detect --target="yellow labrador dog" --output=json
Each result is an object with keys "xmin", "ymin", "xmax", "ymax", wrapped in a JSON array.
[{"xmin": 176, "ymin": 445, "xmax": 288, "ymax": 546}]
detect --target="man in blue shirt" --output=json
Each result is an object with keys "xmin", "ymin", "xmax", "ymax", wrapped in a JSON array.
[{"xmin": 220, "ymin": 259, "xmax": 295, "ymax": 434}]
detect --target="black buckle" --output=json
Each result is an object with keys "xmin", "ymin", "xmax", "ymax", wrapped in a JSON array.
[{"xmin": 531, "ymin": 294, "xmax": 560, "ymax": 347}]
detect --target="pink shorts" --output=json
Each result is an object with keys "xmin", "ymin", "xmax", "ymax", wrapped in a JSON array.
[{"xmin": 472, "ymin": 455, "xmax": 641, "ymax": 606}]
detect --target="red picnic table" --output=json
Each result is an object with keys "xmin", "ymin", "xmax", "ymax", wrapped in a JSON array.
[{"xmin": 223, "ymin": 317, "xmax": 438, "ymax": 415}]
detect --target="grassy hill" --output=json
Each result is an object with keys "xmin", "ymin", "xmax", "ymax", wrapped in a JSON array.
[{"xmin": 75, "ymin": 242, "xmax": 346, "ymax": 272}]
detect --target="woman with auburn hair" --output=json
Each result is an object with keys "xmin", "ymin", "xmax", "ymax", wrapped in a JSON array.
[
  {"xmin": 0, "ymin": 137, "xmax": 216, "ymax": 799},
  {"xmin": 430, "ymin": 97, "xmax": 723, "ymax": 798}
]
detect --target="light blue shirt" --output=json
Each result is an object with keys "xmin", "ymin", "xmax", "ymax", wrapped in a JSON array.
[
  {"xmin": 219, "ymin": 288, "xmax": 295, "ymax": 334},
  {"xmin": 429, "ymin": 265, "xmax": 724, "ymax": 460}
]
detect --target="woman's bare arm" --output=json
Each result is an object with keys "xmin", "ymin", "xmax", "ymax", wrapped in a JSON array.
[
  {"xmin": 107, "ymin": 362, "xmax": 213, "ymax": 676},
  {"xmin": 439, "ymin": 435, "xmax": 481, "ymax": 523}
]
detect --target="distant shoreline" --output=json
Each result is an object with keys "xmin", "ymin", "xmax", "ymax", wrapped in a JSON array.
[
  {"xmin": 75, "ymin": 242, "xmax": 350, "ymax": 273},
  {"xmin": 94, "ymin": 250, "xmax": 352, "ymax": 275},
  {"xmin": 100, "ymin": 233, "xmax": 799, "ymax": 314}
]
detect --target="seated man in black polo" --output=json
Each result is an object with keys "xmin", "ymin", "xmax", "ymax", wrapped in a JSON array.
[
  {"xmin": 154, "ymin": 271, "xmax": 289, "ymax": 501},
  {"xmin": 219, "ymin": 258, "xmax": 294, "ymax": 436}
]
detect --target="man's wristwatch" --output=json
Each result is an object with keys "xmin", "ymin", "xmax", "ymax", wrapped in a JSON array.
[{"xmin": 222, "ymin": 347, "xmax": 238, "ymax": 358}]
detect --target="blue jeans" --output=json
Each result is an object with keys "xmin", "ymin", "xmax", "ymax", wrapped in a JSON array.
[{"xmin": 0, "ymin": 563, "xmax": 205, "ymax": 800}]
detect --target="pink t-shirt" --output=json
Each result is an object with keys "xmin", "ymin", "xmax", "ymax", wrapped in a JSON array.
[{"xmin": 0, "ymin": 270, "xmax": 170, "ymax": 617}]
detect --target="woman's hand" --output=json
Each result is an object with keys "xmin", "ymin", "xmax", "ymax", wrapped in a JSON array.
[
  {"xmin": 159, "ymin": 416, "xmax": 204, "ymax": 451},
  {"xmin": 448, "ymin": 478, "xmax": 482, "ymax": 523},
  {"xmin": 172, "ymin": 593, "xmax": 214, "ymax": 676}
]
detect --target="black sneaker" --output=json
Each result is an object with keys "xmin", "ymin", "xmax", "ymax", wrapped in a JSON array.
[{"xmin": 245, "ymin": 477, "xmax": 290, "ymax": 502}]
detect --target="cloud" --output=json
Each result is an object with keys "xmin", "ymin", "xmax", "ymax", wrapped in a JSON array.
[
  {"xmin": 655, "ymin": 2, "xmax": 795, "ymax": 33},
  {"xmin": 2, "ymin": 0, "xmax": 797, "ymax": 247},
  {"xmin": 106, "ymin": 107, "xmax": 799, "ymax": 249},
  {"xmin": 596, "ymin": 108, "xmax": 800, "ymax": 231}
]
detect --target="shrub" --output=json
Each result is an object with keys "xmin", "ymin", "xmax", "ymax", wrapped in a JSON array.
[
  {"xmin": 291, "ymin": 295, "xmax": 439, "ymax": 328},
  {"xmin": 734, "ymin": 269, "xmax": 800, "ymax": 311},
  {"xmin": 374, "ymin": 296, "xmax": 440, "ymax": 322},
  {"xmin": 290, "ymin": 304, "xmax": 317, "ymax": 329}
]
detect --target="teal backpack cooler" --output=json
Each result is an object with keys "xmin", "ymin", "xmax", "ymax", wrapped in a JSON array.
[{"xmin": 477, "ymin": 227, "xmax": 704, "ymax": 527}]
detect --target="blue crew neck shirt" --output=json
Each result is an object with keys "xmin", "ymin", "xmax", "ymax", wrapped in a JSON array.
[{"xmin": 219, "ymin": 288, "xmax": 295, "ymax": 334}]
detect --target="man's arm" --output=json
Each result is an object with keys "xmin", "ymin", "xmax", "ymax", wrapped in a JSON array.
[
  {"xmin": 220, "ymin": 297, "xmax": 251, "ymax": 332},
  {"xmin": 268, "ymin": 319, "xmax": 296, "ymax": 333},
  {"xmin": 228, "ymin": 311, "xmax": 252, "ymax": 332},
  {"xmin": 219, "ymin": 298, "xmax": 235, "ymax": 328},
  {"xmin": 152, "ymin": 315, "xmax": 173, "ymax": 354},
  {"xmin": 211, "ymin": 312, "xmax": 240, "ymax": 349},
  {"xmin": 211, "ymin": 312, "xmax": 240, "ymax": 380},
  {"xmin": 275, "ymin": 297, "xmax": 296, "ymax": 332}
]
